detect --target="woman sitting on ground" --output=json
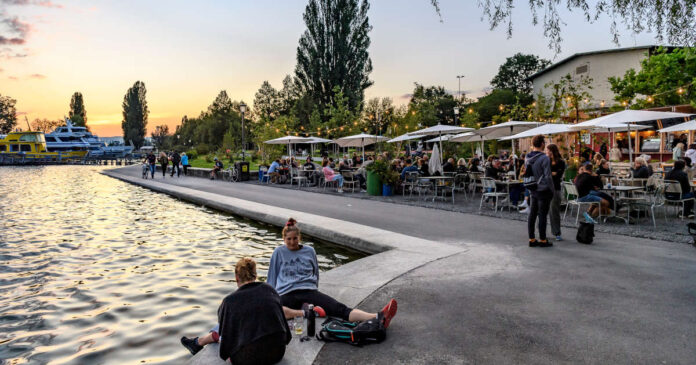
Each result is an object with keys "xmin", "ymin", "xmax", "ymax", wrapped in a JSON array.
[
  {"xmin": 322, "ymin": 160, "xmax": 344, "ymax": 193},
  {"xmin": 180, "ymin": 257, "xmax": 291, "ymax": 365},
  {"xmin": 267, "ymin": 219, "xmax": 398, "ymax": 327},
  {"xmin": 574, "ymin": 163, "xmax": 610, "ymax": 223}
]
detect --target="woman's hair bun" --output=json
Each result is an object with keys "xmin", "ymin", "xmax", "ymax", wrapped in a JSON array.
[{"xmin": 286, "ymin": 218, "xmax": 297, "ymax": 227}]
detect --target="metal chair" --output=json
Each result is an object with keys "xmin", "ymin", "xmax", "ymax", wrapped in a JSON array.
[
  {"xmin": 624, "ymin": 183, "xmax": 666, "ymax": 228},
  {"xmin": 664, "ymin": 180, "xmax": 695, "ymax": 219},
  {"xmin": 321, "ymin": 173, "xmax": 340, "ymax": 191},
  {"xmin": 563, "ymin": 182, "xmax": 602, "ymax": 225},
  {"xmin": 290, "ymin": 167, "xmax": 308, "ymax": 189},
  {"xmin": 341, "ymin": 170, "xmax": 359, "ymax": 193},
  {"xmin": 401, "ymin": 171, "xmax": 419, "ymax": 199},
  {"xmin": 440, "ymin": 173, "xmax": 468, "ymax": 204},
  {"xmin": 479, "ymin": 177, "xmax": 507, "ymax": 212}
]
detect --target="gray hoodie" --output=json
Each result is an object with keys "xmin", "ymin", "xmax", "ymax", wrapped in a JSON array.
[{"xmin": 525, "ymin": 151, "xmax": 553, "ymax": 193}]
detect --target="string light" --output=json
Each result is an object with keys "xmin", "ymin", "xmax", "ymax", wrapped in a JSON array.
[
  {"xmin": 600, "ymin": 100, "xmax": 605, "ymax": 108},
  {"xmin": 468, "ymin": 108, "xmax": 473, "ymax": 114},
  {"xmin": 647, "ymin": 96, "xmax": 654, "ymax": 103},
  {"xmin": 498, "ymin": 104, "xmax": 504, "ymax": 111}
]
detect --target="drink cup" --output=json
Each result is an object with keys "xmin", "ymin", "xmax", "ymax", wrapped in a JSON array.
[{"xmin": 294, "ymin": 316, "xmax": 304, "ymax": 336}]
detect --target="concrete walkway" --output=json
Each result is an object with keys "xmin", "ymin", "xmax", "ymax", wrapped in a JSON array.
[{"xmin": 105, "ymin": 166, "xmax": 696, "ymax": 364}]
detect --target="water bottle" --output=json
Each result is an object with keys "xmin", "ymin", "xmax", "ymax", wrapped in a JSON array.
[{"xmin": 307, "ymin": 304, "xmax": 316, "ymax": 337}]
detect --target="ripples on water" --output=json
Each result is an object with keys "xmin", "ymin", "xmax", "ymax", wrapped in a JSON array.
[{"xmin": 0, "ymin": 166, "xmax": 364, "ymax": 364}]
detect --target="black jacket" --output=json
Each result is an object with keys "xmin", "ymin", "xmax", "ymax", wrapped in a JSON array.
[
  {"xmin": 665, "ymin": 169, "xmax": 691, "ymax": 196},
  {"xmin": 217, "ymin": 282, "xmax": 291, "ymax": 361}
]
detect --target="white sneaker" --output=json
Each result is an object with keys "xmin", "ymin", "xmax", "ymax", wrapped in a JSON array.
[
  {"xmin": 337, "ymin": 189, "xmax": 343, "ymax": 193},
  {"xmin": 518, "ymin": 200, "xmax": 528, "ymax": 208},
  {"xmin": 519, "ymin": 207, "xmax": 530, "ymax": 214}
]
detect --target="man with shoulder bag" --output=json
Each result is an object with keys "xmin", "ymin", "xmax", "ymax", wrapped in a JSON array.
[{"xmin": 524, "ymin": 135, "xmax": 554, "ymax": 248}]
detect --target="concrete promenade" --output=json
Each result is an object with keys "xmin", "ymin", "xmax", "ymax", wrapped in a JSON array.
[{"xmin": 105, "ymin": 166, "xmax": 696, "ymax": 364}]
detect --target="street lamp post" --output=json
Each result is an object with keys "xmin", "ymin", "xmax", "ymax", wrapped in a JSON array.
[
  {"xmin": 239, "ymin": 102, "xmax": 247, "ymax": 161},
  {"xmin": 456, "ymin": 75, "xmax": 465, "ymax": 101},
  {"xmin": 454, "ymin": 107, "xmax": 460, "ymax": 126}
]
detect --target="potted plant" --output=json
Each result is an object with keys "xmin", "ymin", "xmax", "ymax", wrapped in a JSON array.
[
  {"xmin": 365, "ymin": 159, "xmax": 387, "ymax": 196},
  {"xmin": 380, "ymin": 169, "xmax": 400, "ymax": 196}
]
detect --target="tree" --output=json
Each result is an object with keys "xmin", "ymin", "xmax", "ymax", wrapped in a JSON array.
[
  {"xmin": 324, "ymin": 86, "xmax": 358, "ymax": 137},
  {"xmin": 545, "ymin": 74, "xmax": 594, "ymax": 123},
  {"xmin": 408, "ymin": 83, "xmax": 458, "ymax": 127},
  {"xmin": 362, "ymin": 97, "xmax": 394, "ymax": 135},
  {"xmin": 431, "ymin": 1, "xmax": 696, "ymax": 53},
  {"xmin": 151, "ymin": 124, "xmax": 171, "ymax": 150},
  {"xmin": 295, "ymin": 0, "xmax": 373, "ymax": 118},
  {"xmin": 121, "ymin": 81, "xmax": 149, "ymax": 149},
  {"xmin": 0, "ymin": 94, "xmax": 17, "ymax": 134},
  {"xmin": 609, "ymin": 47, "xmax": 696, "ymax": 108},
  {"xmin": 31, "ymin": 118, "xmax": 63, "ymax": 133},
  {"xmin": 491, "ymin": 53, "xmax": 551, "ymax": 95},
  {"xmin": 254, "ymin": 81, "xmax": 281, "ymax": 120},
  {"xmin": 69, "ymin": 92, "xmax": 87, "ymax": 128}
]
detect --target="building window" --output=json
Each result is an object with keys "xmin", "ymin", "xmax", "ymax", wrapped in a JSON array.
[{"xmin": 575, "ymin": 65, "xmax": 589, "ymax": 75}]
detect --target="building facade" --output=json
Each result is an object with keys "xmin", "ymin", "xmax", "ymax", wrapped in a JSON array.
[{"xmin": 528, "ymin": 46, "xmax": 659, "ymax": 108}]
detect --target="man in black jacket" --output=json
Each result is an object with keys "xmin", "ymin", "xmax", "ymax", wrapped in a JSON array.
[
  {"xmin": 665, "ymin": 160, "xmax": 695, "ymax": 218},
  {"xmin": 526, "ymin": 135, "xmax": 554, "ymax": 248},
  {"xmin": 170, "ymin": 151, "xmax": 181, "ymax": 177},
  {"xmin": 180, "ymin": 258, "xmax": 291, "ymax": 365}
]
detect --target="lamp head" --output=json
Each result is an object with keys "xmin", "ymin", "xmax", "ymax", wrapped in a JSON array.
[{"xmin": 239, "ymin": 102, "xmax": 247, "ymax": 114}]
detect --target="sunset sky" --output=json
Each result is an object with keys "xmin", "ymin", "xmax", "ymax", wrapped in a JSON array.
[{"xmin": 2, "ymin": 0, "xmax": 658, "ymax": 137}]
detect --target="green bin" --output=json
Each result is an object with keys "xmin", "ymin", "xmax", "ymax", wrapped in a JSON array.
[{"xmin": 367, "ymin": 171, "xmax": 382, "ymax": 196}]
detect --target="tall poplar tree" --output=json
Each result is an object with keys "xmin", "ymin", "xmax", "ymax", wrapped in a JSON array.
[
  {"xmin": 0, "ymin": 94, "xmax": 17, "ymax": 134},
  {"xmin": 295, "ymin": 0, "xmax": 373, "ymax": 119},
  {"xmin": 121, "ymin": 81, "xmax": 149, "ymax": 148},
  {"xmin": 69, "ymin": 92, "xmax": 87, "ymax": 127}
]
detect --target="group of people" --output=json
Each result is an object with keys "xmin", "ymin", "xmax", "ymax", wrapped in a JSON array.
[
  {"xmin": 144, "ymin": 150, "xmax": 190, "ymax": 179},
  {"xmin": 180, "ymin": 218, "xmax": 398, "ymax": 364}
]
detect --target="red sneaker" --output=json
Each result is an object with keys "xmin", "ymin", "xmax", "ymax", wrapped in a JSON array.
[
  {"xmin": 302, "ymin": 303, "xmax": 326, "ymax": 318},
  {"xmin": 380, "ymin": 299, "xmax": 398, "ymax": 329}
]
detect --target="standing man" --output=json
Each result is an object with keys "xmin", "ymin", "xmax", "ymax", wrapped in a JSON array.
[
  {"xmin": 170, "ymin": 151, "xmax": 181, "ymax": 177},
  {"xmin": 146, "ymin": 151, "xmax": 157, "ymax": 179},
  {"xmin": 525, "ymin": 135, "xmax": 554, "ymax": 247}
]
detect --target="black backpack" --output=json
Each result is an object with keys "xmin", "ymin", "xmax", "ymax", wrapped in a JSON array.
[
  {"xmin": 576, "ymin": 222, "xmax": 594, "ymax": 244},
  {"xmin": 523, "ymin": 160, "xmax": 538, "ymax": 191},
  {"xmin": 316, "ymin": 316, "xmax": 386, "ymax": 346}
]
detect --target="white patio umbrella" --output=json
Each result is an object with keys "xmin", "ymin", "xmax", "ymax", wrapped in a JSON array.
[
  {"xmin": 475, "ymin": 121, "xmax": 543, "ymax": 176},
  {"xmin": 264, "ymin": 136, "xmax": 313, "ymax": 157},
  {"xmin": 429, "ymin": 143, "xmax": 442, "ymax": 175},
  {"xmin": 409, "ymin": 124, "xmax": 474, "ymax": 161},
  {"xmin": 304, "ymin": 136, "xmax": 334, "ymax": 158},
  {"xmin": 449, "ymin": 132, "xmax": 498, "ymax": 160},
  {"xmin": 658, "ymin": 120, "xmax": 696, "ymax": 133},
  {"xmin": 426, "ymin": 134, "xmax": 454, "ymax": 143},
  {"xmin": 499, "ymin": 123, "xmax": 571, "ymax": 141},
  {"xmin": 387, "ymin": 133, "xmax": 421, "ymax": 143},
  {"xmin": 569, "ymin": 110, "xmax": 694, "ymax": 162},
  {"xmin": 335, "ymin": 133, "xmax": 388, "ymax": 161}
]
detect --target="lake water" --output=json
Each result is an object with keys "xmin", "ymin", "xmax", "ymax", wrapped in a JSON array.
[{"xmin": 0, "ymin": 166, "xmax": 364, "ymax": 364}]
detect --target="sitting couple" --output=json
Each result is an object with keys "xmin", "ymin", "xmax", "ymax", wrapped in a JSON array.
[{"xmin": 181, "ymin": 218, "xmax": 398, "ymax": 365}]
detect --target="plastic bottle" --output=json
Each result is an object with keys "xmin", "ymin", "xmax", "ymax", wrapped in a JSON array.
[{"xmin": 307, "ymin": 304, "xmax": 316, "ymax": 337}]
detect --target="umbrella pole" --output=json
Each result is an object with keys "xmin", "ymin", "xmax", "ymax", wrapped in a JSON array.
[
  {"xmin": 628, "ymin": 124, "xmax": 633, "ymax": 163},
  {"xmin": 512, "ymin": 138, "xmax": 517, "ymax": 178},
  {"xmin": 439, "ymin": 132, "xmax": 443, "ymax": 163}
]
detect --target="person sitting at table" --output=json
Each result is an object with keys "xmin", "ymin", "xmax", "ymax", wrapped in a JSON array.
[
  {"xmin": 574, "ymin": 163, "xmax": 610, "ymax": 223},
  {"xmin": 485, "ymin": 158, "xmax": 504, "ymax": 180},
  {"xmin": 592, "ymin": 153, "xmax": 604, "ymax": 169},
  {"xmin": 400, "ymin": 158, "xmax": 419, "ymax": 181},
  {"xmin": 597, "ymin": 159, "xmax": 611, "ymax": 175},
  {"xmin": 442, "ymin": 158, "xmax": 455, "ymax": 173},
  {"xmin": 289, "ymin": 157, "xmax": 299, "ymax": 168},
  {"xmin": 420, "ymin": 155, "xmax": 430, "ymax": 176},
  {"xmin": 267, "ymin": 159, "xmax": 282, "ymax": 184},
  {"xmin": 631, "ymin": 157, "xmax": 651, "ymax": 179},
  {"xmin": 354, "ymin": 155, "xmax": 363, "ymax": 167},
  {"xmin": 303, "ymin": 157, "xmax": 320, "ymax": 186},
  {"xmin": 328, "ymin": 157, "xmax": 336, "ymax": 169},
  {"xmin": 684, "ymin": 157, "xmax": 696, "ymax": 181},
  {"xmin": 468, "ymin": 158, "xmax": 483, "ymax": 173},
  {"xmin": 685, "ymin": 144, "xmax": 696, "ymax": 163},
  {"xmin": 352, "ymin": 152, "xmax": 359, "ymax": 166},
  {"xmin": 322, "ymin": 160, "xmax": 344, "ymax": 193},
  {"xmin": 456, "ymin": 158, "xmax": 468, "ymax": 174},
  {"xmin": 338, "ymin": 158, "xmax": 351, "ymax": 171},
  {"xmin": 390, "ymin": 159, "xmax": 402, "ymax": 173},
  {"xmin": 665, "ymin": 160, "xmax": 694, "ymax": 218}
]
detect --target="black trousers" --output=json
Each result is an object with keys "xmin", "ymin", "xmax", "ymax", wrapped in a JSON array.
[
  {"xmin": 231, "ymin": 332, "xmax": 286, "ymax": 365},
  {"xmin": 170, "ymin": 163, "xmax": 181, "ymax": 177},
  {"xmin": 281, "ymin": 289, "xmax": 353, "ymax": 320},
  {"xmin": 182, "ymin": 165, "xmax": 188, "ymax": 175},
  {"xmin": 528, "ymin": 189, "xmax": 553, "ymax": 240},
  {"xmin": 160, "ymin": 163, "xmax": 167, "ymax": 176}
]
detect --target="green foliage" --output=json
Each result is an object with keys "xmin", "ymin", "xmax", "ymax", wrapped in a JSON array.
[
  {"xmin": 608, "ymin": 48, "xmax": 696, "ymax": 108},
  {"xmin": 195, "ymin": 143, "xmax": 212, "ymax": 156},
  {"xmin": 490, "ymin": 53, "xmax": 551, "ymax": 94},
  {"xmin": 295, "ymin": 0, "xmax": 373, "ymax": 119},
  {"xmin": 121, "ymin": 81, "xmax": 149, "ymax": 149},
  {"xmin": 362, "ymin": 97, "xmax": 395, "ymax": 136},
  {"xmin": 366, "ymin": 158, "xmax": 398, "ymax": 185},
  {"xmin": 325, "ymin": 86, "xmax": 358, "ymax": 137},
  {"xmin": 472, "ymin": 89, "xmax": 522, "ymax": 122},
  {"xmin": 408, "ymin": 83, "xmax": 458, "ymax": 127},
  {"xmin": 151, "ymin": 124, "xmax": 171, "ymax": 150},
  {"xmin": 251, "ymin": 115, "xmax": 298, "ymax": 162},
  {"xmin": 544, "ymin": 73, "xmax": 593, "ymax": 122},
  {"xmin": 0, "ymin": 94, "xmax": 17, "ymax": 134},
  {"xmin": 69, "ymin": 92, "xmax": 87, "ymax": 128},
  {"xmin": 174, "ymin": 91, "xmax": 244, "ymax": 152}
]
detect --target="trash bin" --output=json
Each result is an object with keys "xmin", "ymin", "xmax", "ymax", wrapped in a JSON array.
[
  {"xmin": 235, "ymin": 161, "xmax": 250, "ymax": 181},
  {"xmin": 367, "ymin": 171, "xmax": 381, "ymax": 196}
]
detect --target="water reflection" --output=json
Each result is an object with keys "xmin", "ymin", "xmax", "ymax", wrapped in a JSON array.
[{"xmin": 0, "ymin": 166, "xmax": 364, "ymax": 364}]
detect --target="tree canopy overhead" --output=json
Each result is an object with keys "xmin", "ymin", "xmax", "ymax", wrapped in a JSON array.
[
  {"xmin": 295, "ymin": 0, "xmax": 373, "ymax": 118},
  {"xmin": 431, "ymin": 1, "xmax": 696, "ymax": 53}
]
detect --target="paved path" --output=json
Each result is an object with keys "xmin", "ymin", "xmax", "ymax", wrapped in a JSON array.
[{"xmin": 106, "ymin": 166, "xmax": 696, "ymax": 364}]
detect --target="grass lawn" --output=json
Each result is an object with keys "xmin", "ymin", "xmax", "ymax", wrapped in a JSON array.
[{"xmin": 188, "ymin": 157, "xmax": 260, "ymax": 171}]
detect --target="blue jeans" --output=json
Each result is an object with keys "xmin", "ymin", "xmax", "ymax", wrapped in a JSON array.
[
  {"xmin": 149, "ymin": 164, "xmax": 156, "ymax": 178},
  {"xmin": 578, "ymin": 192, "xmax": 602, "ymax": 203},
  {"xmin": 331, "ymin": 175, "xmax": 344, "ymax": 187}
]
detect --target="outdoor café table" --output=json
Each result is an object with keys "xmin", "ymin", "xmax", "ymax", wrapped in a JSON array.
[
  {"xmin": 494, "ymin": 179, "xmax": 523, "ymax": 210},
  {"xmin": 599, "ymin": 185, "xmax": 644, "ymax": 224},
  {"xmin": 417, "ymin": 175, "xmax": 453, "ymax": 201}
]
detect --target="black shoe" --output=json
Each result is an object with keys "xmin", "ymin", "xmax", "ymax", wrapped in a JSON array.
[
  {"xmin": 181, "ymin": 336, "xmax": 203, "ymax": 356},
  {"xmin": 529, "ymin": 239, "xmax": 538, "ymax": 247},
  {"xmin": 538, "ymin": 240, "xmax": 553, "ymax": 247}
]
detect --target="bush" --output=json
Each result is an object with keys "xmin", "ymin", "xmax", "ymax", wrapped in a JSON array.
[
  {"xmin": 205, "ymin": 153, "xmax": 214, "ymax": 163},
  {"xmin": 185, "ymin": 149, "xmax": 197, "ymax": 160},
  {"xmin": 195, "ymin": 144, "xmax": 212, "ymax": 156}
]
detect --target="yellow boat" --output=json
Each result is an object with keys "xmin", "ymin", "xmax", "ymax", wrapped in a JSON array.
[{"xmin": 0, "ymin": 131, "xmax": 88, "ymax": 159}]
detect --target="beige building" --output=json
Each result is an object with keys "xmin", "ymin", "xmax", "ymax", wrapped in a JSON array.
[{"xmin": 528, "ymin": 46, "xmax": 661, "ymax": 108}]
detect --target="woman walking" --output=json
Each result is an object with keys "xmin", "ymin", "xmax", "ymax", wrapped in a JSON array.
[
  {"xmin": 546, "ymin": 144, "xmax": 566, "ymax": 241},
  {"xmin": 159, "ymin": 151, "xmax": 168, "ymax": 178},
  {"xmin": 181, "ymin": 152, "xmax": 189, "ymax": 176}
]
